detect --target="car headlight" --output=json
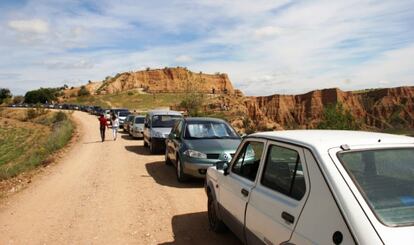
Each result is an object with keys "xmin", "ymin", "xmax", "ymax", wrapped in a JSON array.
[
  {"xmin": 184, "ymin": 150, "xmax": 207, "ymax": 159},
  {"xmin": 152, "ymin": 131, "xmax": 164, "ymax": 138}
]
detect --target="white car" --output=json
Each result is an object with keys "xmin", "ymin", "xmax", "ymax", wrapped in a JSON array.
[
  {"xmin": 130, "ymin": 115, "xmax": 145, "ymax": 138},
  {"xmin": 205, "ymin": 130, "xmax": 414, "ymax": 245}
]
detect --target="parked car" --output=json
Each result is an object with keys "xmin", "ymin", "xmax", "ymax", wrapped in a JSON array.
[
  {"xmin": 124, "ymin": 114, "xmax": 136, "ymax": 133},
  {"xmin": 166, "ymin": 117, "xmax": 241, "ymax": 182},
  {"xmin": 117, "ymin": 110, "xmax": 131, "ymax": 128},
  {"xmin": 143, "ymin": 110, "xmax": 183, "ymax": 154},
  {"xmin": 130, "ymin": 115, "xmax": 145, "ymax": 138},
  {"xmin": 205, "ymin": 130, "xmax": 414, "ymax": 245}
]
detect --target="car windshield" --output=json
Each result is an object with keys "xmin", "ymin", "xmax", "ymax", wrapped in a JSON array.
[
  {"xmin": 118, "ymin": 111, "xmax": 130, "ymax": 117},
  {"xmin": 152, "ymin": 115, "xmax": 182, "ymax": 128},
  {"xmin": 338, "ymin": 148, "xmax": 414, "ymax": 226},
  {"xmin": 184, "ymin": 122, "xmax": 239, "ymax": 139},
  {"xmin": 135, "ymin": 117, "xmax": 144, "ymax": 123}
]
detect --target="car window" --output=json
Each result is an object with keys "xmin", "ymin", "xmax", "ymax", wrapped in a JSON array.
[
  {"xmin": 231, "ymin": 141, "xmax": 264, "ymax": 182},
  {"xmin": 338, "ymin": 148, "xmax": 414, "ymax": 226},
  {"xmin": 184, "ymin": 121, "xmax": 239, "ymax": 139},
  {"xmin": 134, "ymin": 117, "xmax": 144, "ymax": 123},
  {"xmin": 171, "ymin": 120, "xmax": 182, "ymax": 137},
  {"xmin": 261, "ymin": 145, "xmax": 306, "ymax": 201}
]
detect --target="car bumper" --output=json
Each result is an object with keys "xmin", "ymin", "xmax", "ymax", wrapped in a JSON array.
[
  {"xmin": 152, "ymin": 137, "xmax": 167, "ymax": 150},
  {"xmin": 131, "ymin": 130, "xmax": 144, "ymax": 138},
  {"xmin": 182, "ymin": 157, "xmax": 216, "ymax": 178}
]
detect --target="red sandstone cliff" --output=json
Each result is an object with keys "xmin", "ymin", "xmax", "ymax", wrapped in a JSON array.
[
  {"xmin": 244, "ymin": 86, "xmax": 414, "ymax": 130},
  {"xmin": 99, "ymin": 67, "xmax": 234, "ymax": 94}
]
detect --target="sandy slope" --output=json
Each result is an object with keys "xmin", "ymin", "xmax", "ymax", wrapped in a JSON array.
[{"xmin": 0, "ymin": 111, "xmax": 239, "ymax": 244}]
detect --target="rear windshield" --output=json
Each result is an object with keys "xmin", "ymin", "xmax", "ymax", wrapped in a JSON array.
[
  {"xmin": 184, "ymin": 121, "xmax": 239, "ymax": 139},
  {"xmin": 338, "ymin": 148, "xmax": 414, "ymax": 226},
  {"xmin": 135, "ymin": 117, "xmax": 144, "ymax": 123},
  {"xmin": 118, "ymin": 111, "xmax": 130, "ymax": 117},
  {"xmin": 152, "ymin": 115, "xmax": 182, "ymax": 128}
]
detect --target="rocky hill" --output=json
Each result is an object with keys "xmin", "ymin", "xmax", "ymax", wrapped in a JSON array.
[
  {"xmin": 240, "ymin": 86, "xmax": 414, "ymax": 130},
  {"xmin": 61, "ymin": 67, "xmax": 413, "ymax": 132},
  {"xmin": 62, "ymin": 67, "xmax": 235, "ymax": 98}
]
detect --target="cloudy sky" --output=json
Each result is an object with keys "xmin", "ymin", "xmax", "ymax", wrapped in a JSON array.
[{"xmin": 0, "ymin": 0, "xmax": 413, "ymax": 96}]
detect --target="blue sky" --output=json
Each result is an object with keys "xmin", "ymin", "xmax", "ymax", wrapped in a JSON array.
[{"xmin": 0, "ymin": 0, "xmax": 413, "ymax": 95}]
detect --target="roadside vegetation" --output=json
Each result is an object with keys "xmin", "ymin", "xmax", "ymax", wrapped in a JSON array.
[
  {"xmin": 66, "ymin": 90, "xmax": 183, "ymax": 110},
  {"xmin": 0, "ymin": 108, "xmax": 74, "ymax": 180}
]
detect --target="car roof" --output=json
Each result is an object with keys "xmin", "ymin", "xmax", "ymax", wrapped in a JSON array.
[
  {"xmin": 147, "ymin": 110, "xmax": 182, "ymax": 116},
  {"xmin": 184, "ymin": 117, "xmax": 226, "ymax": 123},
  {"xmin": 249, "ymin": 130, "xmax": 414, "ymax": 149}
]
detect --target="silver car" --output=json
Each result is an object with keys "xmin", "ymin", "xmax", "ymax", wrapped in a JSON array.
[
  {"xmin": 130, "ymin": 115, "xmax": 145, "ymax": 138},
  {"xmin": 143, "ymin": 110, "xmax": 183, "ymax": 154}
]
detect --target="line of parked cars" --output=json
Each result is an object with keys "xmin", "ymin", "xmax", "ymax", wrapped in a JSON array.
[{"xmin": 12, "ymin": 103, "xmax": 414, "ymax": 244}]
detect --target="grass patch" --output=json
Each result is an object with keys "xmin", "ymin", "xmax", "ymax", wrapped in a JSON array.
[
  {"xmin": 66, "ymin": 91, "xmax": 183, "ymax": 110},
  {"xmin": 0, "ymin": 110, "xmax": 75, "ymax": 180}
]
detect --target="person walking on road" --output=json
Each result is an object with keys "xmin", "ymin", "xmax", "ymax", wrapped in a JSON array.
[
  {"xmin": 111, "ymin": 113, "xmax": 120, "ymax": 141},
  {"xmin": 98, "ymin": 114, "xmax": 108, "ymax": 142}
]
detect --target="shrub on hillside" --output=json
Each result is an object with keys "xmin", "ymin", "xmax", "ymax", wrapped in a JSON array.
[
  {"xmin": 317, "ymin": 103, "xmax": 360, "ymax": 130},
  {"xmin": 78, "ymin": 86, "xmax": 90, "ymax": 97},
  {"xmin": 54, "ymin": 111, "xmax": 67, "ymax": 123}
]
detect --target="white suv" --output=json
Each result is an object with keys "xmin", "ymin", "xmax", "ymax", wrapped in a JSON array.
[{"xmin": 205, "ymin": 130, "xmax": 414, "ymax": 245}]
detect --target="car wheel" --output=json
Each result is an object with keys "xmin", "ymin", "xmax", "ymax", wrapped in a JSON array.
[
  {"xmin": 165, "ymin": 147, "xmax": 172, "ymax": 165},
  {"xmin": 149, "ymin": 139, "xmax": 157, "ymax": 154},
  {"xmin": 176, "ymin": 157, "xmax": 188, "ymax": 182},
  {"xmin": 208, "ymin": 192, "xmax": 227, "ymax": 233}
]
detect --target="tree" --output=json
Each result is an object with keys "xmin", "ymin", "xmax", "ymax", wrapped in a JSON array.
[
  {"xmin": 179, "ymin": 78, "xmax": 206, "ymax": 116},
  {"xmin": 78, "ymin": 86, "xmax": 90, "ymax": 96},
  {"xmin": 0, "ymin": 88, "xmax": 12, "ymax": 104},
  {"xmin": 317, "ymin": 103, "xmax": 360, "ymax": 130},
  {"xmin": 24, "ymin": 88, "xmax": 59, "ymax": 104}
]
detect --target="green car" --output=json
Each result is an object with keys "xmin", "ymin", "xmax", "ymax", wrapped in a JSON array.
[{"xmin": 165, "ymin": 117, "xmax": 241, "ymax": 182}]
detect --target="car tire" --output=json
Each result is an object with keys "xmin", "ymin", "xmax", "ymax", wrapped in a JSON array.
[
  {"xmin": 176, "ymin": 157, "xmax": 189, "ymax": 182},
  {"xmin": 208, "ymin": 192, "xmax": 227, "ymax": 233},
  {"xmin": 149, "ymin": 139, "xmax": 157, "ymax": 154},
  {"xmin": 165, "ymin": 147, "xmax": 172, "ymax": 165}
]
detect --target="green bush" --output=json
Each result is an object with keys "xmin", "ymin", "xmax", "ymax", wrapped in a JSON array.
[
  {"xmin": 317, "ymin": 103, "xmax": 360, "ymax": 130},
  {"xmin": 54, "ymin": 111, "xmax": 67, "ymax": 122},
  {"xmin": 78, "ymin": 86, "xmax": 90, "ymax": 96}
]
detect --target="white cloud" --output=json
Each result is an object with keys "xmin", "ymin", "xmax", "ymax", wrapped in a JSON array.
[
  {"xmin": 175, "ymin": 55, "xmax": 193, "ymax": 63},
  {"xmin": 254, "ymin": 26, "xmax": 283, "ymax": 39},
  {"xmin": 1, "ymin": 0, "xmax": 414, "ymax": 96},
  {"xmin": 8, "ymin": 19, "xmax": 49, "ymax": 34}
]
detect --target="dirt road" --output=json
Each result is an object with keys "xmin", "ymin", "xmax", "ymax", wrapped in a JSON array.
[{"xmin": 0, "ymin": 111, "xmax": 240, "ymax": 244}]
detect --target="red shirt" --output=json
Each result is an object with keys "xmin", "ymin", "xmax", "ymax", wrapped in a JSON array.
[{"xmin": 99, "ymin": 117, "xmax": 107, "ymax": 127}]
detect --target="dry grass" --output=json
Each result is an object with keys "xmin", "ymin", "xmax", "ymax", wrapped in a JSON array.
[{"xmin": 0, "ymin": 108, "xmax": 74, "ymax": 180}]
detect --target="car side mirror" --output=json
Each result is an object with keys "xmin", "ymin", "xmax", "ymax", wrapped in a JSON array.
[{"xmin": 215, "ymin": 160, "xmax": 229, "ymax": 175}]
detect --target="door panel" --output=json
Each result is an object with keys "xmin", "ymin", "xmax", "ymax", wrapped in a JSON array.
[
  {"xmin": 246, "ymin": 142, "xmax": 310, "ymax": 244},
  {"xmin": 219, "ymin": 139, "xmax": 266, "ymax": 242}
]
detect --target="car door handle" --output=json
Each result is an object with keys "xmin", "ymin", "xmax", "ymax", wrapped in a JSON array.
[
  {"xmin": 281, "ymin": 212, "xmax": 295, "ymax": 224},
  {"xmin": 241, "ymin": 188, "xmax": 249, "ymax": 197}
]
